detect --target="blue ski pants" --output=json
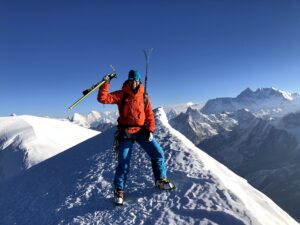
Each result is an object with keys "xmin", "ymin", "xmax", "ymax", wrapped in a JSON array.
[{"xmin": 114, "ymin": 131, "xmax": 167, "ymax": 190}]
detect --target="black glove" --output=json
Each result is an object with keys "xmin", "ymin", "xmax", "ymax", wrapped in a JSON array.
[
  {"xmin": 103, "ymin": 73, "xmax": 117, "ymax": 83},
  {"xmin": 103, "ymin": 75, "xmax": 112, "ymax": 83}
]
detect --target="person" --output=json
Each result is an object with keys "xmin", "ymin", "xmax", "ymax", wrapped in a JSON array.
[{"xmin": 97, "ymin": 69, "xmax": 175, "ymax": 205}]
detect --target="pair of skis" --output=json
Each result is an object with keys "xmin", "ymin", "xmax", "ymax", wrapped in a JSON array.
[{"xmin": 68, "ymin": 49, "xmax": 153, "ymax": 111}]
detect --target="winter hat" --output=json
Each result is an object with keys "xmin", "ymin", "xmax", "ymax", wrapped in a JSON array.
[{"xmin": 128, "ymin": 70, "xmax": 141, "ymax": 81}]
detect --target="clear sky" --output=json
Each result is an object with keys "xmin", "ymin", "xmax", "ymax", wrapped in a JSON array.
[{"xmin": 1, "ymin": 0, "xmax": 300, "ymax": 117}]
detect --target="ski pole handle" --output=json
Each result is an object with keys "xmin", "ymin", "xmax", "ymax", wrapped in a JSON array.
[
  {"xmin": 106, "ymin": 73, "xmax": 117, "ymax": 80},
  {"xmin": 102, "ymin": 73, "xmax": 117, "ymax": 83}
]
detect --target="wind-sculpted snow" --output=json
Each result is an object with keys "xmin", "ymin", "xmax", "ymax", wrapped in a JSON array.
[
  {"xmin": 0, "ymin": 109, "xmax": 298, "ymax": 225},
  {"xmin": 0, "ymin": 115, "xmax": 99, "ymax": 182}
]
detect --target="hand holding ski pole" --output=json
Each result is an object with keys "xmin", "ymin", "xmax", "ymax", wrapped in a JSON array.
[
  {"xmin": 102, "ymin": 65, "xmax": 117, "ymax": 83},
  {"xmin": 102, "ymin": 73, "xmax": 116, "ymax": 83},
  {"xmin": 68, "ymin": 66, "xmax": 117, "ymax": 110}
]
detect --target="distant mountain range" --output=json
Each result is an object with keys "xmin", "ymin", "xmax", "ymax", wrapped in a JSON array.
[
  {"xmin": 68, "ymin": 110, "xmax": 118, "ymax": 131},
  {"xmin": 170, "ymin": 87, "xmax": 300, "ymax": 220},
  {"xmin": 68, "ymin": 102, "xmax": 204, "ymax": 131},
  {"xmin": 201, "ymin": 87, "xmax": 300, "ymax": 118}
]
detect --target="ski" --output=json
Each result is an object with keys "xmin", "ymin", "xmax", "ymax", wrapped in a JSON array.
[
  {"xmin": 68, "ymin": 66, "xmax": 117, "ymax": 110},
  {"xmin": 143, "ymin": 48, "xmax": 153, "ymax": 96}
]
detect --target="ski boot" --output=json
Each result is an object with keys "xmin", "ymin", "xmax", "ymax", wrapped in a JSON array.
[
  {"xmin": 155, "ymin": 178, "xmax": 176, "ymax": 191},
  {"xmin": 114, "ymin": 188, "xmax": 124, "ymax": 206}
]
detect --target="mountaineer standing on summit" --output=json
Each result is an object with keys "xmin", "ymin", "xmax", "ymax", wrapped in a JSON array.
[{"xmin": 97, "ymin": 69, "xmax": 175, "ymax": 205}]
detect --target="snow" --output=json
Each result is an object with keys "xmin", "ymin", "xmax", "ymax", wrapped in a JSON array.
[
  {"xmin": 0, "ymin": 115, "xmax": 99, "ymax": 181},
  {"xmin": 69, "ymin": 103, "xmax": 203, "ymax": 128},
  {"xmin": 0, "ymin": 108, "xmax": 297, "ymax": 225},
  {"xmin": 174, "ymin": 99, "xmax": 300, "ymax": 219},
  {"xmin": 164, "ymin": 102, "xmax": 204, "ymax": 119},
  {"xmin": 69, "ymin": 111, "xmax": 118, "ymax": 129},
  {"xmin": 156, "ymin": 108, "xmax": 297, "ymax": 225},
  {"xmin": 201, "ymin": 87, "xmax": 300, "ymax": 117},
  {"xmin": 71, "ymin": 113, "xmax": 91, "ymax": 128}
]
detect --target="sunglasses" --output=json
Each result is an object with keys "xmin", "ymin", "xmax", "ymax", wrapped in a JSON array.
[{"xmin": 129, "ymin": 79, "xmax": 140, "ymax": 83}]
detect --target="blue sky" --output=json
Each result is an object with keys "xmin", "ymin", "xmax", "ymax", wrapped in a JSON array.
[{"xmin": 1, "ymin": 0, "xmax": 300, "ymax": 117}]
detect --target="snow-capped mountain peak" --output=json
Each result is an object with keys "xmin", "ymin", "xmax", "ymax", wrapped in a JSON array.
[
  {"xmin": 87, "ymin": 110, "xmax": 101, "ymax": 120},
  {"xmin": 201, "ymin": 87, "xmax": 300, "ymax": 117},
  {"xmin": 237, "ymin": 87, "xmax": 293, "ymax": 101},
  {"xmin": 69, "ymin": 110, "xmax": 118, "ymax": 129},
  {"xmin": 164, "ymin": 102, "xmax": 204, "ymax": 120},
  {"xmin": 70, "ymin": 113, "xmax": 90, "ymax": 128}
]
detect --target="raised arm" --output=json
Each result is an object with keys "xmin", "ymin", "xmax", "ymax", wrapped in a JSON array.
[{"xmin": 97, "ymin": 82, "xmax": 122, "ymax": 104}]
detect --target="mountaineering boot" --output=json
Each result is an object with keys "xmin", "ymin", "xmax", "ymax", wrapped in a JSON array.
[
  {"xmin": 155, "ymin": 178, "xmax": 176, "ymax": 191},
  {"xmin": 114, "ymin": 188, "xmax": 124, "ymax": 206}
]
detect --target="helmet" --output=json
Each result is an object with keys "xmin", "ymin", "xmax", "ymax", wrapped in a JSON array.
[{"xmin": 128, "ymin": 70, "xmax": 141, "ymax": 81}]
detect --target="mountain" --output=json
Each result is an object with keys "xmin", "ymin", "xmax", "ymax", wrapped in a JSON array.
[
  {"xmin": 0, "ymin": 115, "xmax": 99, "ymax": 182},
  {"xmin": 170, "ymin": 89, "xmax": 300, "ymax": 220},
  {"xmin": 164, "ymin": 102, "xmax": 204, "ymax": 120},
  {"xmin": 170, "ymin": 107, "xmax": 237, "ymax": 145},
  {"xmin": 201, "ymin": 87, "xmax": 300, "ymax": 118},
  {"xmin": 278, "ymin": 111, "xmax": 300, "ymax": 130},
  {"xmin": 69, "ymin": 110, "xmax": 118, "ymax": 131},
  {"xmin": 69, "ymin": 102, "xmax": 203, "ymax": 129},
  {"xmin": 0, "ymin": 108, "xmax": 297, "ymax": 225},
  {"xmin": 198, "ymin": 109, "xmax": 300, "ymax": 218}
]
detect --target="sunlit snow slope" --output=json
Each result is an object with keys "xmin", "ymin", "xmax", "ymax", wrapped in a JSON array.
[
  {"xmin": 0, "ymin": 109, "xmax": 297, "ymax": 225},
  {"xmin": 0, "ymin": 115, "xmax": 99, "ymax": 181}
]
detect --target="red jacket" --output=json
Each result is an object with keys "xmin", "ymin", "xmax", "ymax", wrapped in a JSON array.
[{"xmin": 97, "ymin": 81, "xmax": 155, "ymax": 133}]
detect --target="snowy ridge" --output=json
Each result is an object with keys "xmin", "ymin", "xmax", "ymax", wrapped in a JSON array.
[
  {"xmin": 157, "ymin": 108, "xmax": 297, "ymax": 225},
  {"xmin": 171, "ymin": 93, "xmax": 300, "ymax": 219},
  {"xmin": 0, "ymin": 108, "xmax": 297, "ymax": 225},
  {"xmin": 0, "ymin": 115, "xmax": 99, "ymax": 182}
]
